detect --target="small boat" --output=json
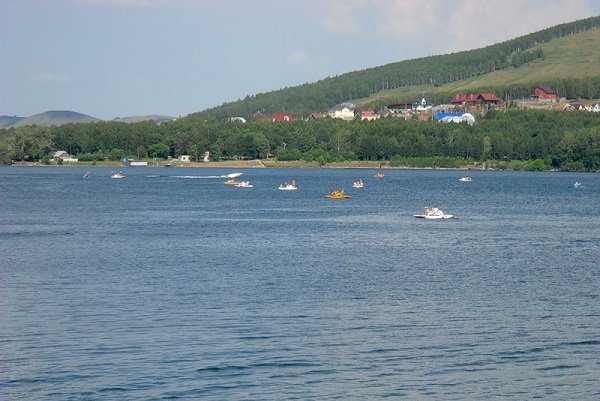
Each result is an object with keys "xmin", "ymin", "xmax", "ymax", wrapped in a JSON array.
[
  {"xmin": 374, "ymin": 172, "xmax": 385, "ymax": 179},
  {"xmin": 459, "ymin": 176, "xmax": 473, "ymax": 182},
  {"xmin": 278, "ymin": 179, "xmax": 297, "ymax": 191},
  {"xmin": 326, "ymin": 190, "xmax": 351, "ymax": 199},
  {"xmin": 224, "ymin": 179, "xmax": 239, "ymax": 185},
  {"xmin": 414, "ymin": 207, "xmax": 454, "ymax": 219},
  {"xmin": 235, "ymin": 181, "xmax": 254, "ymax": 188},
  {"xmin": 352, "ymin": 179, "xmax": 364, "ymax": 188},
  {"xmin": 83, "ymin": 171, "xmax": 92, "ymax": 178},
  {"xmin": 110, "ymin": 171, "xmax": 125, "ymax": 179},
  {"xmin": 573, "ymin": 181, "xmax": 584, "ymax": 188}
]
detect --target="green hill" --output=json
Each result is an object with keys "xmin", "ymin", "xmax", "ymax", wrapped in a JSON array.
[{"xmin": 196, "ymin": 16, "xmax": 600, "ymax": 120}]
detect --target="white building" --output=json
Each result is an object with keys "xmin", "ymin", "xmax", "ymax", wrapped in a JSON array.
[
  {"xmin": 52, "ymin": 150, "xmax": 78, "ymax": 162},
  {"xmin": 328, "ymin": 102, "xmax": 356, "ymax": 121}
]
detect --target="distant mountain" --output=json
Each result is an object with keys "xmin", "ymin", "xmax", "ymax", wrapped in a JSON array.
[
  {"xmin": 0, "ymin": 111, "xmax": 176, "ymax": 128},
  {"xmin": 0, "ymin": 110, "xmax": 100, "ymax": 128},
  {"xmin": 0, "ymin": 115, "xmax": 24, "ymax": 128},
  {"xmin": 112, "ymin": 115, "xmax": 176, "ymax": 123}
]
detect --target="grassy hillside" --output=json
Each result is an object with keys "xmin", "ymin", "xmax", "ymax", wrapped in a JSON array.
[
  {"xmin": 197, "ymin": 16, "xmax": 600, "ymax": 120},
  {"xmin": 356, "ymin": 28, "xmax": 600, "ymax": 106}
]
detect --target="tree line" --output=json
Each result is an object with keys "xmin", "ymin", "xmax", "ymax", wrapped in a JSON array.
[{"xmin": 1, "ymin": 109, "xmax": 599, "ymax": 171}]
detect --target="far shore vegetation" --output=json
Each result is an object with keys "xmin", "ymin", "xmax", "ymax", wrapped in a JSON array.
[{"xmin": 1, "ymin": 108, "xmax": 598, "ymax": 172}]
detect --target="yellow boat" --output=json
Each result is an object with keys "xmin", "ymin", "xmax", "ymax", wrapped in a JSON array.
[
  {"xmin": 224, "ymin": 179, "xmax": 239, "ymax": 185},
  {"xmin": 326, "ymin": 190, "xmax": 351, "ymax": 199}
]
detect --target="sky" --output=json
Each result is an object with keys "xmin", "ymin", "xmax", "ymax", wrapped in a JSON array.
[{"xmin": 1, "ymin": 0, "xmax": 600, "ymax": 120}]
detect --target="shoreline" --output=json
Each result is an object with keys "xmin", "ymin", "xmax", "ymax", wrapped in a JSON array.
[{"xmin": 7, "ymin": 159, "xmax": 482, "ymax": 170}]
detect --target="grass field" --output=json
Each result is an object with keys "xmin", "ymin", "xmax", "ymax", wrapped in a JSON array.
[{"xmin": 353, "ymin": 28, "xmax": 600, "ymax": 106}]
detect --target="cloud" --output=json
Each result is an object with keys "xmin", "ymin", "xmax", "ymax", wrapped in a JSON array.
[
  {"xmin": 318, "ymin": 0, "xmax": 364, "ymax": 35},
  {"xmin": 377, "ymin": 0, "xmax": 440, "ymax": 36},
  {"xmin": 445, "ymin": 0, "xmax": 596, "ymax": 52}
]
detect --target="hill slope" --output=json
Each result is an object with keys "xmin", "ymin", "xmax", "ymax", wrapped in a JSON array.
[
  {"xmin": 0, "ymin": 111, "xmax": 100, "ymax": 128},
  {"xmin": 196, "ymin": 15, "xmax": 600, "ymax": 120}
]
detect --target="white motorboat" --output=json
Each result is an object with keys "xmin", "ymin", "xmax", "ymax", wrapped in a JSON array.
[
  {"xmin": 111, "ymin": 171, "xmax": 125, "ymax": 179},
  {"xmin": 278, "ymin": 180, "xmax": 297, "ymax": 191},
  {"xmin": 352, "ymin": 179, "xmax": 364, "ymax": 188},
  {"xmin": 414, "ymin": 207, "xmax": 454, "ymax": 219},
  {"xmin": 459, "ymin": 176, "xmax": 473, "ymax": 182},
  {"xmin": 235, "ymin": 181, "xmax": 254, "ymax": 188},
  {"xmin": 573, "ymin": 181, "xmax": 584, "ymax": 188}
]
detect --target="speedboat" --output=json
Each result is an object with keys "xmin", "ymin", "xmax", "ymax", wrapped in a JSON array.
[
  {"xmin": 414, "ymin": 207, "xmax": 454, "ymax": 219},
  {"xmin": 235, "ymin": 181, "xmax": 253, "ymax": 188},
  {"xmin": 459, "ymin": 176, "xmax": 473, "ymax": 182},
  {"xmin": 278, "ymin": 180, "xmax": 297, "ymax": 191},
  {"xmin": 111, "ymin": 171, "xmax": 125, "ymax": 179},
  {"xmin": 224, "ymin": 179, "xmax": 239, "ymax": 185},
  {"xmin": 573, "ymin": 181, "xmax": 584, "ymax": 188},
  {"xmin": 83, "ymin": 171, "xmax": 92, "ymax": 178},
  {"xmin": 352, "ymin": 179, "xmax": 364, "ymax": 188},
  {"xmin": 374, "ymin": 172, "xmax": 385, "ymax": 179},
  {"xmin": 326, "ymin": 190, "xmax": 351, "ymax": 199}
]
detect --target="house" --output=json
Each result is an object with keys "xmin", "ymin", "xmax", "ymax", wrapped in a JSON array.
[
  {"xmin": 229, "ymin": 116, "xmax": 247, "ymax": 123},
  {"xmin": 563, "ymin": 103, "xmax": 586, "ymax": 111},
  {"xmin": 328, "ymin": 102, "xmax": 356, "ymax": 121},
  {"xmin": 590, "ymin": 103, "xmax": 600, "ymax": 112},
  {"xmin": 251, "ymin": 111, "xmax": 271, "ymax": 123},
  {"xmin": 355, "ymin": 108, "xmax": 379, "ymax": 121},
  {"xmin": 178, "ymin": 155, "xmax": 190, "ymax": 162},
  {"xmin": 387, "ymin": 103, "xmax": 413, "ymax": 112},
  {"xmin": 415, "ymin": 94, "xmax": 433, "ymax": 111},
  {"xmin": 531, "ymin": 86, "xmax": 558, "ymax": 102},
  {"xmin": 477, "ymin": 92, "xmax": 501, "ymax": 105},
  {"xmin": 308, "ymin": 111, "xmax": 328, "ymax": 120},
  {"xmin": 272, "ymin": 113, "xmax": 295, "ymax": 122},
  {"xmin": 451, "ymin": 94, "xmax": 467, "ymax": 104},
  {"xmin": 52, "ymin": 150, "xmax": 78, "ymax": 163}
]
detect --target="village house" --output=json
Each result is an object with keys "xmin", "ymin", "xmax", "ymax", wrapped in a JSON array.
[
  {"xmin": 563, "ymin": 103, "xmax": 586, "ymax": 111},
  {"xmin": 272, "ymin": 113, "xmax": 295, "ymax": 122},
  {"xmin": 178, "ymin": 155, "xmax": 190, "ymax": 162},
  {"xmin": 307, "ymin": 111, "xmax": 328, "ymax": 120},
  {"xmin": 52, "ymin": 150, "xmax": 78, "ymax": 163},
  {"xmin": 531, "ymin": 86, "xmax": 558, "ymax": 102},
  {"xmin": 590, "ymin": 103, "xmax": 600, "ymax": 112},
  {"xmin": 386, "ymin": 103, "xmax": 413, "ymax": 113},
  {"xmin": 328, "ymin": 103, "xmax": 356, "ymax": 121},
  {"xmin": 415, "ymin": 94, "xmax": 433, "ymax": 111},
  {"xmin": 355, "ymin": 108, "xmax": 379, "ymax": 121},
  {"xmin": 477, "ymin": 92, "xmax": 501, "ymax": 105}
]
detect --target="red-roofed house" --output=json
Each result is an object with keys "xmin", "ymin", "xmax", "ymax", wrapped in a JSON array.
[
  {"xmin": 451, "ymin": 94, "xmax": 467, "ymax": 104},
  {"xmin": 272, "ymin": 113, "xmax": 295, "ymax": 122},
  {"xmin": 355, "ymin": 108, "xmax": 379, "ymax": 121},
  {"xmin": 465, "ymin": 94, "xmax": 479, "ymax": 103},
  {"xmin": 477, "ymin": 92, "xmax": 501, "ymax": 104},
  {"xmin": 531, "ymin": 86, "xmax": 558, "ymax": 101}
]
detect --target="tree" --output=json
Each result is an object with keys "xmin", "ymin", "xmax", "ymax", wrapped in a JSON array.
[{"xmin": 148, "ymin": 143, "xmax": 170, "ymax": 159}]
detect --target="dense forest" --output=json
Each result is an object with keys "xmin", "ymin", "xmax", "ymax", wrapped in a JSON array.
[
  {"xmin": 195, "ymin": 16, "xmax": 600, "ymax": 120},
  {"xmin": 1, "ymin": 109, "xmax": 599, "ymax": 171}
]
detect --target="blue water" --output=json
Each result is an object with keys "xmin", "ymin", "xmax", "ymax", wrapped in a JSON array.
[{"xmin": 1, "ymin": 166, "xmax": 599, "ymax": 400}]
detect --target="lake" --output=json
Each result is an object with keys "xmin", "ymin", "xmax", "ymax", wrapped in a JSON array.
[{"xmin": 1, "ymin": 166, "xmax": 599, "ymax": 400}]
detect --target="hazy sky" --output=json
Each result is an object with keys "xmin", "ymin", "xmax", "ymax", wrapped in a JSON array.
[{"xmin": 2, "ymin": 0, "xmax": 599, "ymax": 119}]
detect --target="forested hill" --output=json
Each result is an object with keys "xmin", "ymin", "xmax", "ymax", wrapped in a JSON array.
[{"xmin": 195, "ymin": 15, "xmax": 600, "ymax": 121}]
